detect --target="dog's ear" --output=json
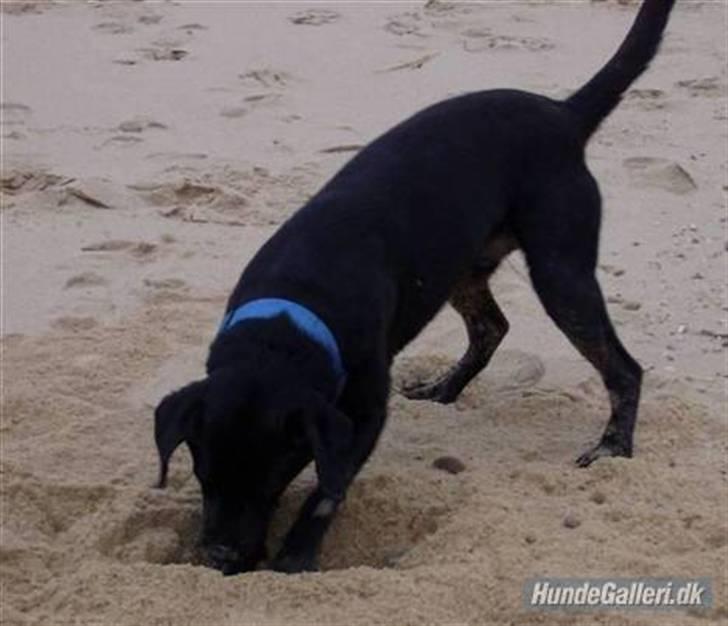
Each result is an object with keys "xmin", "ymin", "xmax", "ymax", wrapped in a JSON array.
[
  {"xmin": 154, "ymin": 379, "xmax": 207, "ymax": 488},
  {"xmin": 301, "ymin": 396, "xmax": 353, "ymax": 501}
]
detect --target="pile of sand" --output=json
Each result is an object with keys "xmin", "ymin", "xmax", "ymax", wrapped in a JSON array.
[{"xmin": 2, "ymin": 1, "xmax": 726, "ymax": 624}]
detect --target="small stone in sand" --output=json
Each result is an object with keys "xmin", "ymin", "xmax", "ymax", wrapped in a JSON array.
[
  {"xmin": 563, "ymin": 513, "xmax": 581, "ymax": 529},
  {"xmin": 432, "ymin": 456, "xmax": 466, "ymax": 475}
]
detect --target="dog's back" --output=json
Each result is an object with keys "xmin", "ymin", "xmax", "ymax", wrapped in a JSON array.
[
  {"xmin": 234, "ymin": 93, "xmax": 576, "ymax": 356},
  {"xmin": 233, "ymin": 0, "xmax": 676, "ymax": 361}
]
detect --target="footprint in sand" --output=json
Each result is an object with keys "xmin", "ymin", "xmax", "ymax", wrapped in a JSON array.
[
  {"xmin": 238, "ymin": 69, "xmax": 292, "ymax": 89},
  {"xmin": 492, "ymin": 351, "xmax": 546, "ymax": 392},
  {"xmin": 143, "ymin": 278, "xmax": 188, "ymax": 291},
  {"xmin": 93, "ymin": 21, "xmax": 134, "ymax": 35},
  {"xmin": 102, "ymin": 135, "xmax": 144, "ymax": 148},
  {"xmin": 131, "ymin": 242, "xmax": 158, "ymax": 259},
  {"xmin": 231, "ymin": 70, "xmax": 292, "ymax": 114},
  {"xmin": 178, "ymin": 23, "xmax": 207, "ymax": 32},
  {"xmin": 117, "ymin": 117, "xmax": 168, "ymax": 133},
  {"xmin": 65, "ymin": 272, "xmax": 108, "ymax": 289},
  {"xmin": 423, "ymin": 0, "xmax": 477, "ymax": 17},
  {"xmin": 142, "ymin": 152, "xmax": 208, "ymax": 162},
  {"xmin": 118, "ymin": 30, "xmax": 192, "ymax": 64},
  {"xmin": 624, "ymin": 88, "xmax": 667, "ymax": 111},
  {"xmin": 1, "ymin": 2, "xmax": 48, "ymax": 16},
  {"xmin": 384, "ymin": 13, "xmax": 428, "ymax": 37},
  {"xmin": 80, "ymin": 239, "xmax": 158, "ymax": 259},
  {"xmin": 1, "ymin": 169, "xmax": 70, "ymax": 195},
  {"xmin": 289, "ymin": 9, "xmax": 340, "ymax": 26},
  {"xmin": 675, "ymin": 77, "xmax": 724, "ymax": 98},
  {"xmin": 1, "ymin": 102, "xmax": 32, "ymax": 117},
  {"xmin": 138, "ymin": 14, "xmax": 163, "ymax": 26},
  {"xmin": 623, "ymin": 157, "xmax": 697, "ymax": 195},
  {"xmin": 81, "ymin": 240, "xmax": 136, "ymax": 252},
  {"xmin": 244, "ymin": 93, "xmax": 282, "ymax": 106},
  {"xmin": 1, "ymin": 102, "xmax": 32, "ymax": 131},
  {"xmin": 462, "ymin": 29, "xmax": 554, "ymax": 53},
  {"xmin": 140, "ymin": 47, "xmax": 188, "ymax": 62},
  {"xmin": 139, "ymin": 165, "xmax": 316, "ymax": 227}
]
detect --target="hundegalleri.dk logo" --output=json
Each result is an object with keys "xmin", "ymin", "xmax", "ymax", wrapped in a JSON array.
[{"xmin": 523, "ymin": 578, "xmax": 712, "ymax": 611}]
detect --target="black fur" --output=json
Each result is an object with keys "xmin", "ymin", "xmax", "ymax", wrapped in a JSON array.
[
  {"xmin": 567, "ymin": 0, "xmax": 676, "ymax": 137},
  {"xmin": 155, "ymin": 0, "xmax": 676, "ymax": 574}
]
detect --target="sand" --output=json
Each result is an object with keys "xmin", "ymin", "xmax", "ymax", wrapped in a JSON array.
[{"xmin": 1, "ymin": 1, "xmax": 726, "ymax": 624}]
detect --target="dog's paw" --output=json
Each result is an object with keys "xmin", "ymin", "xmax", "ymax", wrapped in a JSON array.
[
  {"xmin": 401, "ymin": 380, "xmax": 457, "ymax": 404},
  {"xmin": 269, "ymin": 553, "xmax": 319, "ymax": 574},
  {"xmin": 576, "ymin": 439, "xmax": 632, "ymax": 468}
]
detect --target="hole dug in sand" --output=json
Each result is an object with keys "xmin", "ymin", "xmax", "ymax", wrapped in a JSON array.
[
  {"xmin": 103, "ymin": 471, "xmax": 458, "ymax": 573},
  {"xmin": 269, "ymin": 472, "xmax": 459, "ymax": 571},
  {"xmin": 98, "ymin": 490, "xmax": 204, "ymax": 566}
]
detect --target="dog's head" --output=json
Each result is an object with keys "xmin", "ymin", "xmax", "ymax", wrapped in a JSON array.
[{"xmin": 153, "ymin": 367, "xmax": 352, "ymax": 575}]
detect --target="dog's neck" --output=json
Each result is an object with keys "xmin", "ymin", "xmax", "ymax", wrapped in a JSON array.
[{"xmin": 207, "ymin": 315, "xmax": 343, "ymax": 401}]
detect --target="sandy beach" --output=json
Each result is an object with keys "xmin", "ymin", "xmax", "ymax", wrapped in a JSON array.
[{"xmin": 2, "ymin": 1, "xmax": 726, "ymax": 624}]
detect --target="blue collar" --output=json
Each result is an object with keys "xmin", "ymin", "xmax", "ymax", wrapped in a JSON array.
[{"xmin": 218, "ymin": 298, "xmax": 347, "ymax": 395}]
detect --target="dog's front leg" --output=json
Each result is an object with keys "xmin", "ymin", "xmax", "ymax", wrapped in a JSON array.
[
  {"xmin": 269, "ymin": 486, "xmax": 343, "ymax": 573},
  {"xmin": 271, "ymin": 367, "xmax": 389, "ymax": 573},
  {"xmin": 270, "ymin": 410, "xmax": 387, "ymax": 573}
]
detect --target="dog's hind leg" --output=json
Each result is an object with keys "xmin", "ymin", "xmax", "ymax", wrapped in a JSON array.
[
  {"xmin": 515, "ymin": 168, "xmax": 642, "ymax": 466},
  {"xmin": 403, "ymin": 265, "xmax": 509, "ymax": 404}
]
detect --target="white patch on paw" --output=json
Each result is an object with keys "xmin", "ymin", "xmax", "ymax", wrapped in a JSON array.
[{"xmin": 313, "ymin": 498, "xmax": 336, "ymax": 517}]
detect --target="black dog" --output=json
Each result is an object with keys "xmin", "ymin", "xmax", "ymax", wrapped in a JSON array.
[{"xmin": 155, "ymin": 0, "xmax": 676, "ymax": 575}]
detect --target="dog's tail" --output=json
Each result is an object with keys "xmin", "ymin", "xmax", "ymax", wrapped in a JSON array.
[{"xmin": 565, "ymin": 0, "xmax": 676, "ymax": 139}]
